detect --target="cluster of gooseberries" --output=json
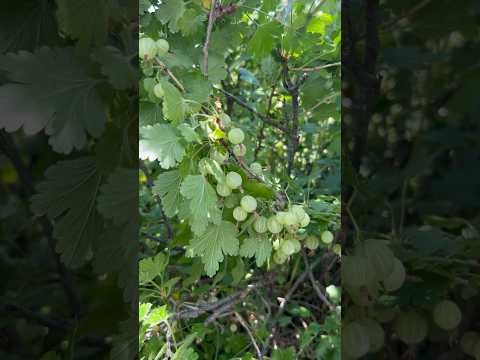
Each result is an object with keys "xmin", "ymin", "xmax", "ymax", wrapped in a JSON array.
[
  {"xmin": 200, "ymin": 113, "xmax": 335, "ymax": 265},
  {"xmin": 342, "ymin": 239, "xmax": 470, "ymax": 358},
  {"xmin": 139, "ymin": 37, "xmax": 170, "ymax": 100}
]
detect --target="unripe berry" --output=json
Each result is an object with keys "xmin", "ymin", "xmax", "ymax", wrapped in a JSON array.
[
  {"xmin": 299, "ymin": 213, "xmax": 310, "ymax": 227},
  {"xmin": 153, "ymin": 83, "xmax": 164, "ymax": 98},
  {"xmin": 326, "ymin": 285, "xmax": 341, "ymax": 302},
  {"xmin": 283, "ymin": 211, "xmax": 297, "ymax": 226},
  {"xmin": 198, "ymin": 158, "xmax": 208, "ymax": 176},
  {"xmin": 273, "ymin": 251, "xmax": 287, "ymax": 264},
  {"xmin": 233, "ymin": 206, "xmax": 248, "ymax": 221},
  {"xmin": 228, "ymin": 128, "xmax": 245, "ymax": 144},
  {"xmin": 321, "ymin": 230, "xmax": 334, "ymax": 244},
  {"xmin": 276, "ymin": 211, "xmax": 287, "ymax": 225},
  {"xmin": 383, "ymin": 257, "xmax": 405, "ymax": 292},
  {"xmin": 219, "ymin": 113, "xmax": 231, "ymax": 128},
  {"xmin": 226, "ymin": 172, "xmax": 242, "ymax": 189},
  {"xmin": 139, "ymin": 37, "xmax": 157, "ymax": 59},
  {"xmin": 253, "ymin": 216, "xmax": 268, "ymax": 233},
  {"xmin": 230, "ymin": 324, "xmax": 238, "ymax": 332},
  {"xmin": 280, "ymin": 239, "xmax": 296, "ymax": 256},
  {"xmin": 233, "ymin": 144, "xmax": 246, "ymax": 157},
  {"xmin": 216, "ymin": 183, "xmax": 232, "ymax": 197},
  {"xmin": 290, "ymin": 238, "xmax": 301, "ymax": 253},
  {"xmin": 211, "ymin": 149, "xmax": 228, "ymax": 164},
  {"xmin": 240, "ymin": 195, "xmax": 257, "ymax": 213},
  {"xmin": 433, "ymin": 300, "xmax": 462, "ymax": 330},
  {"xmin": 156, "ymin": 39, "xmax": 169, "ymax": 55},
  {"xmin": 267, "ymin": 216, "xmax": 283, "ymax": 234},
  {"xmin": 305, "ymin": 235, "xmax": 319, "ymax": 250},
  {"xmin": 291, "ymin": 205, "xmax": 306, "ymax": 222},
  {"xmin": 249, "ymin": 162, "xmax": 263, "ymax": 176}
]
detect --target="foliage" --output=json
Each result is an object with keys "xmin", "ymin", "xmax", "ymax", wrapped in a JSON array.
[
  {"xmin": 0, "ymin": 0, "xmax": 137, "ymax": 358},
  {"xmin": 139, "ymin": 0, "xmax": 341, "ymax": 358},
  {"xmin": 343, "ymin": 0, "xmax": 480, "ymax": 358}
]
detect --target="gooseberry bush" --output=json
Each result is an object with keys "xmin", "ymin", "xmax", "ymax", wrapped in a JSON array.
[
  {"xmin": 342, "ymin": 1, "xmax": 480, "ymax": 358},
  {"xmin": 139, "ymin": 0, "xmax": 340, "ymax": 358}
]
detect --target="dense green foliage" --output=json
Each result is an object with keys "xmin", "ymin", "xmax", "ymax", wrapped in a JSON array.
[
  {"xmin": 343, "ymin": 0, "xmax": 480, "ymax": 358},
  {"xmin": 139, "ymin": 0, "xmax": 341, "ymax": 358},
  {"xmin": 0, "ymin": 1, "xmax": 137, "ymax": 359}
]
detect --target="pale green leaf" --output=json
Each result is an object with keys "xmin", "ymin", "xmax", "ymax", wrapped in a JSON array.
[
  {"xmin": 180, "ymin": 175, "xmax": 222, "ymax": 235},
  {"xmin": 139, "ymin": 124, "xmax": 185, "ymax": 169},
  {"xmin": 139, "ymin": 253, "xmax": 168, "ymax": 284},
  {"xmin": 240, "ymin": 236, "xmax": 272, "ymax": 267},
  {"xmin": 30, "ymin": 157, "xmax": 102, "ymax": 268},
  {"xmin": 190, "ymin": 221, "xmax": 239, "ymax": 276},
  {"xmin": 152, "ymin": 170, "xmax": 183, "ymax": 217},
  {"xmin": 177, "ymin": 124, "xmax": 201, "ymax": 143},
  {"xmin": 160, "ymin": 79, "xmax": 186, "ymax": 123}
]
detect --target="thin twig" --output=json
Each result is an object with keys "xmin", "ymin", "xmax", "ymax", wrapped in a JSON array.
[
  {"xmin": 290, "ymin": 61, "xmax": 341, "ymax": 72},
  {"xmin": 154, "ymin": 58, "xmax": 185, "ymax": 93},
  {"xmin": 302, "ymin": 251, "xmax": 335, "ymax": 311},
  {"xmin": 234, "ymin": 312, "xmax": 263, "ymax": 360},
  {"xmin": 216, "ymin": 87, "xmax": 289, "ymax": 132},
  {"xmin": 203, "ymin": 0, "xmax": 218, "ymax": 76}
]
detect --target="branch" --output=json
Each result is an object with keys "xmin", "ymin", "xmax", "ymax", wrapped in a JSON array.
[
  {"xmin": 215, "ymin": 87, "xmax": 289, "ymax": 132},
  {"xmin": 202, "ymin": 0, "xmax": 218, "ymax": 76},
  {"xmin": 153, "ymin": 58, "xmax": 185, "ymax": 93},
  {"xmin": 234, "ymin": 312, "xmax": 263, "ymax": 360},
  {"xmin": 290, "ymin": 61, "xmax": 340, "ymax": 72},
  {"xmin": 302, "ymin": 251, "xmax": 335, "ymax": 311}
]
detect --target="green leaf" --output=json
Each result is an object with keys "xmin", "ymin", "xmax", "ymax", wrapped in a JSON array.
[
  {"xmin": 30, "ymin": 157, "xmax": 102, "ymax": 268},
  {"xmin": 56, "ymin": 0, "xmax": 108, "ymax": 48},
  {"xmin": 144, "ymin": 305, "xmax": 169, "ymax": 325},
  {"xmin": 248, "ymin": 21, "xmax": 282, "ymax": 59},
  {"xmin": 239, "ymin": 236, "xmax": 272, "ymax": 267},
  {"xmin": 307, "ymin": 12, "xmax": 333, "ymax": 34},
  {"xmin": 178, "ymin": 8, "xmax": 205, "ymax": 36},
  {"xmin": 139, "ymin": 303, "xmax": 152, "ymax": 322},
  {"xmin": 242, "ymin": 180, "xmax": 276, "ymax": 200},
  {"xmin": 139, "ymin": 253, "xmax": 168, "ymax": 284},
  {"xmin": 0, "ymin": 47, "xmax": 106, "ymax": 154},
  {"xmin": 191, "ymin": 221, "xmax": 239, "ymax": 277},
  {"xmin": 178, "ymin": 124, "xmax": 201, "ymax": 143},
  {"xmin": 156, "ymin": 0, "xmax": 185, "ymax": 33},
  {"xmin": 92, "ymin": 46, "xmax": 138, "ymax": 90},
  {"xmin": 160, "ymin": 79, "xmax": 186, "ymax": 123},
  {"xmin": 203, "ymin": 159, "xmax": 225, "ymax": 184},
  {"xmin": 199, "ymin": 53, "xmax": 227, "ymax": 83},
  {"xmin": 180, "ymin": 175, "xmax": 222, "ymax": 235},
  {"xmin": 0, "ymin": 0, "xmax": 59, "ymax": 53},
  {"xmin": 93, "ymin": 223, "xmax": 137, "ymax": 302},
  {"xmin": 109, "ymin": 316, "xmax": 137, "ymax": 360},
  {"xmin": 140, "ymin": 102, "xmax": 163, "ymax": 126},
  {"xmin": 152, "ymin": 170, "xmax": 183, "ymax": 217},
  {"xmin": 97, "ymin": 168, "xmax": 137, "ymax": 225},
  {"xmin": 139, "ymin": 124, "xmax": 185, "ymax": 169},
  {"xmin": 271, "ymin": 347, "xmax": 296, "ymax": 360}
]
